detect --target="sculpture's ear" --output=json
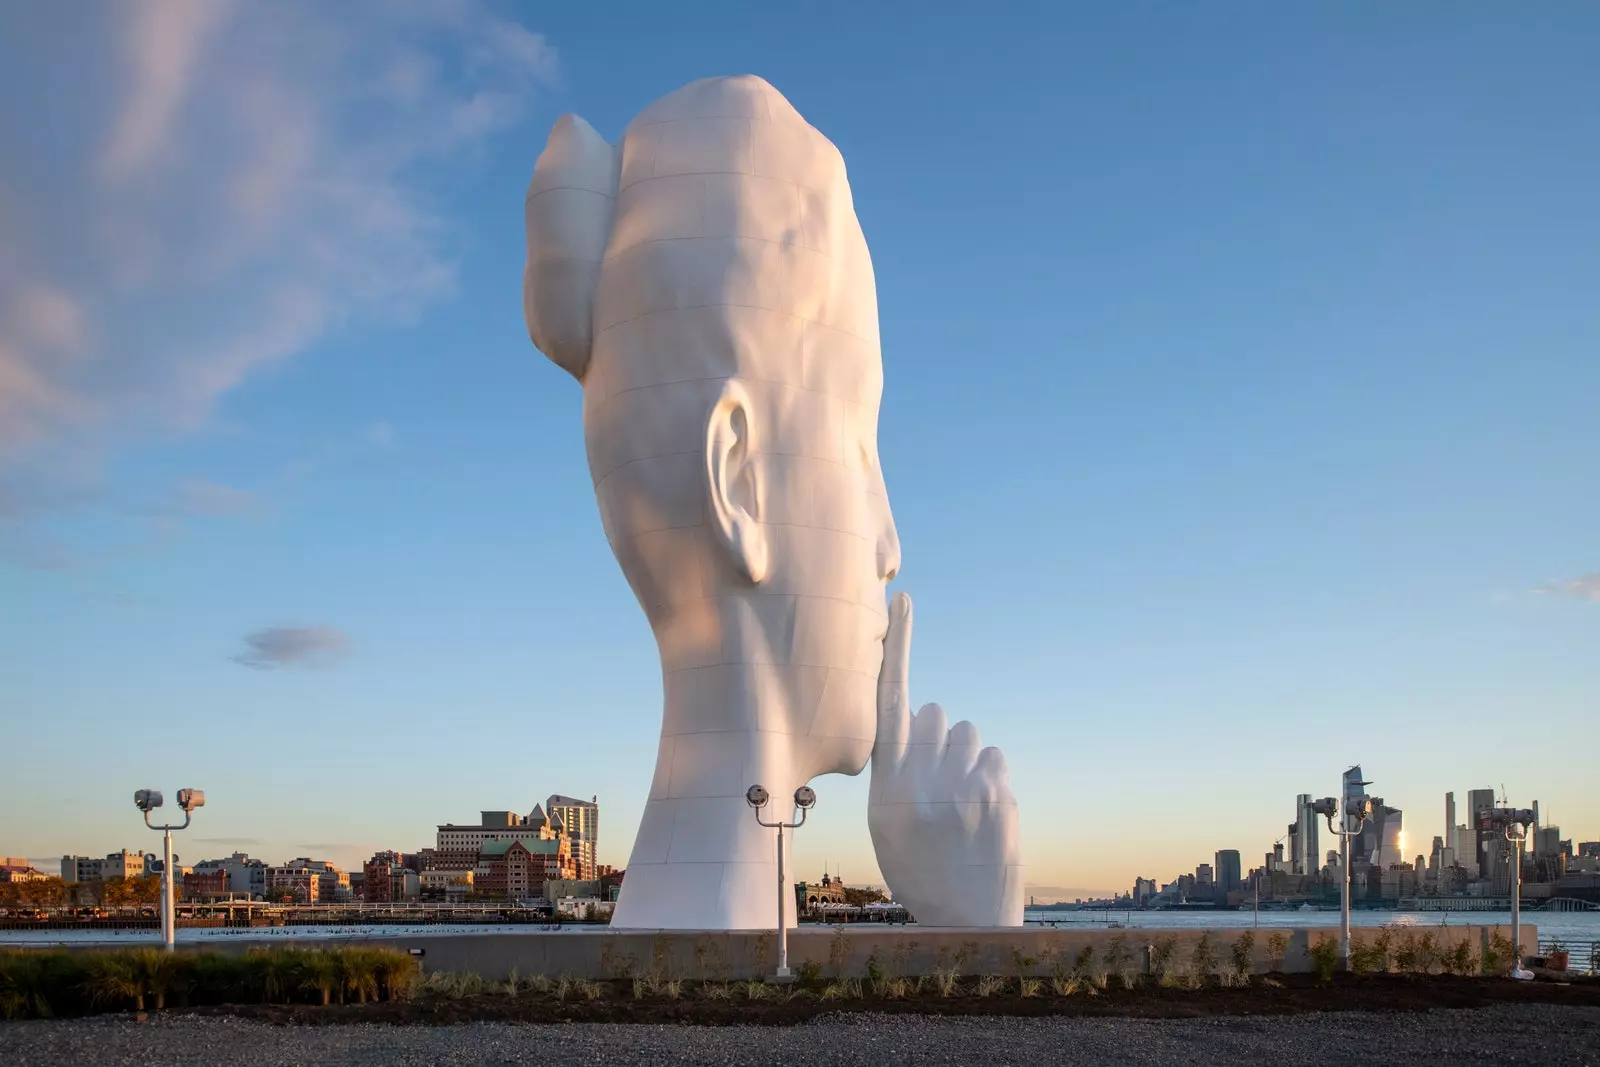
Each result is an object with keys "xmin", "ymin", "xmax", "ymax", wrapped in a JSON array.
[
  {"xmin": 705, "ymin": 379, "xmax": 768, "ymax": 584},
  {"xmin": 524, "ymin": 113, "xmax": 619, "ymax": 382}
]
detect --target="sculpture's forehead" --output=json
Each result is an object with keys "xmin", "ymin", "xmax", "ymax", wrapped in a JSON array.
[
  {"xmin": 629, "ymin": 74, "xmax": 805, "ymax": 130},
  {"xmin": 622, "ymin": 75, "xmax": 847, "ymax": 195}
]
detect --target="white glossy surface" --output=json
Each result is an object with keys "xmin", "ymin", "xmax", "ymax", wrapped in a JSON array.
[{"xmin": 524, "ymin": 75, "xmax": 1021, "ymax": 929}]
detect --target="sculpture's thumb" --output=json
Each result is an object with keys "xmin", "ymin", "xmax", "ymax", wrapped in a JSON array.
[{"xmin": 874, "ymin": 591, "xmax": 913, "ymax": 768}]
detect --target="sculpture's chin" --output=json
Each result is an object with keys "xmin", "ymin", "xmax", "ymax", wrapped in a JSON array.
[{"xmin": 811, "ymin": 736, "xmax": 873, "ymax": 780}]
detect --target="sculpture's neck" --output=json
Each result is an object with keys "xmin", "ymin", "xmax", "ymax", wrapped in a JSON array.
[{"xmin": 607, "ymin": 612, "xmax": 807, "ymax": 929}]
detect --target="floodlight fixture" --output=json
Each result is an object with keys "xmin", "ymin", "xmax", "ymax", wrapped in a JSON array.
[
  {"xmin": 745, "ymin": 784, "xmax": 770, "ymax": 809},
  {"xmin": 793, "ymin": 786, "xmax": 817, "ymax": 810},
  {"xmin": 1311, "ymin": 797, "xmax": 1338, "ymax": 819},
  {"xmin": 135, "ymin": 784, "xmax": 205, "ymax": 951}
]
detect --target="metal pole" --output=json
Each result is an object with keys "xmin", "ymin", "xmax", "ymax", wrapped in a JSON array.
[
  {"xmin": 162, "ymin": 827, "xmax": 175, "ymax": 951},
  {"xmin": 1339, "ymin": 831, "xmax": 1351, "ymax": 969},
  {"xmin": 1510, "ymin": 832, "xmax": 1521, "ymax": 969},
  {"xmin": 776, "ymin": 821, "xmax": 789, "ymax": 978}
]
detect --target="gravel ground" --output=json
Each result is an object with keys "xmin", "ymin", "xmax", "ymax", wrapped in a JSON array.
[{"xmin": 3, "ymin": 1004, "xmax": 1598, "ymax": 1066}]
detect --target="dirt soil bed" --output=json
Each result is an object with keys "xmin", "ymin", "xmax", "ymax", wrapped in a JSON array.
[{"xmin": 185, "ymin": 973, "xmax": 1600, "ymax": 1027}]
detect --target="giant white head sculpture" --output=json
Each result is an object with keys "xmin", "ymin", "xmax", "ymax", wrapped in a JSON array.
[{"xmin": 526, "ymin": 75, "xmax": 1020, "ymax": 929}]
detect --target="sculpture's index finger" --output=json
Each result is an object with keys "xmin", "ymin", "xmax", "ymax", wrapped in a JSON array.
[{"xmin": 875, "ymin": 591, "xmax": 913, "ymax": 762}]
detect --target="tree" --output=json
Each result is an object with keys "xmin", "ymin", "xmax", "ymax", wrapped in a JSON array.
[{"xmin": 842, "ymin": 886, "xmax": 887, "ymax": 908}]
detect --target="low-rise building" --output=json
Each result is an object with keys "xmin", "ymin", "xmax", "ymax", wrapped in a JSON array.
[
  {"xmin": 61, "ymin": 851, "xmax": 147, "ymax": 883},
  {"xmin": 181, "ymin": 868, "xmax": 232, "ymax": 900},
  {"xmin": 268, "ymin": 858, "xmax": 351, "ymax": 902},
  {"xmin": 476, "ymin": 838, "xmax": 574, "ymax": 901},
  {"xmin": 0, "ymin": 862, "xmax": 49, "ymax": 883},
  {"xmin": 268, "ymin": 867, "xmax": 321, "ymax": 904},
  {"xmin": 363, "ymin": 852, "xmax": 420, "ymax": 903},
  {"xmin": 190, "ymin": 853, "xmax": 269, "ymax": 898},
  {"xmin": 419, "ymin": 869, "xmax": 474, "ymax": 900}
]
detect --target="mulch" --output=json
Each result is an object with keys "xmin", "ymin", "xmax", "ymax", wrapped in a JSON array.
[{"xmin": 181, "ymin": 973, "xmax": 1600, "ymax": 1027}]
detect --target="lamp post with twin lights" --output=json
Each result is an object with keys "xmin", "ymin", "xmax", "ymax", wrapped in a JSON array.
[
  {"xmin": 134, "ymin": 788, "xmax": 205, "ymax": 950},
  {"xmin": 746, "ymin": 783, "xmax": 816, "ymax": 982},
  {"xmin": 1313, "ymin": 793, "xmax": 1371, "ymax": 971}
]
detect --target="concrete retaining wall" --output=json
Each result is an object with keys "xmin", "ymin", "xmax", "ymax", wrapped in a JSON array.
[{"xmin": 179, "ymin": 924, "xmax": 1537, "ymax": 980}]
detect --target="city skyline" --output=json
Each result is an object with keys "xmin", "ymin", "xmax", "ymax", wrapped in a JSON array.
[
  {"xmin": 3, "ymin": 5, "xmax": 1597, "ymax": 893},
  {"xmin": 13, "ymin": 769, "xmax": 1597, "ymax": 903}
]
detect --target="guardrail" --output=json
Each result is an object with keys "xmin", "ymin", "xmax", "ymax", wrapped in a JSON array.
[{"xmin": 1538, "ymin": 939, "xmax": 1600, "ymax": 975}]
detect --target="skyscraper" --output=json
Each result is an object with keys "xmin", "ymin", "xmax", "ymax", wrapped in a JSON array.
[
  {"xmin": 1294, "ymin": 794, "xmax": 1321, "ymax": 877},
  {"xmin": 546, "ymin": 795, "xmax": 600, "ymax": 880},
  {"xmin": 1467, "ymin": 788, "xmax": 1496, "ymax": 878},
  {"xmin": 1214, "ymin": 850, "xmax": 1242, "ymax": 895},
  {"xmin": 1444, "ymin": 792, "xmax": 1455, "ymax": 849}
]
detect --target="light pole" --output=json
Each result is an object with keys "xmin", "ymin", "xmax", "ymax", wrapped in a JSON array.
[
  {"xmin": 135, "ymin": 788, "xmax": 205, "ymax": 951},
  {"xmin": 746, "ymin": 783, "xmax": 816, "ymax": 981},
  {"xmin": 1314, "ymin": 794, "xmax": 1371, "ymax": 971},
  {"xmin": 1479, "ymin": 806, "xmax": 1535, "ymax": 979}
]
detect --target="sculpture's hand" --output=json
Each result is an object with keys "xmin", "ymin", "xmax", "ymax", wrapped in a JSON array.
[{"xmin": 867, "ymin": 592, "xmax": 1024, "ymax": 926}]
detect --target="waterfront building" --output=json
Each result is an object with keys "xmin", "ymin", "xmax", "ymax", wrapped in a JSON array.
[
  {"xmin": 547, "ymin": 795, "xmax": 600, "ymax": 881},
  {"xmin": 180, "ymin": 868, "xmax": 232, "ymax": 900},
  {"xmin": 1214, "ymin": 850, "xmax": 1242, "ymax": 895},
  {"xmin": 475, "ymin": 838, "xmax": 575, "ymax": 900},
  {"xmin": 268, "ymin": 858, "xmax": 350, "ymax": 902},
  {"xmin": 1293, "ymin": 794, "xmax": 1320, "ymax": 877},
  {"xmin": 1466, "ymin": 787, "xmax": 1496, "ymax": 878},
  {"xmin": 418, "ymin": 869, "xmax": 475, "ymax": 900},
  {"xmin": 363, "ymin": 851, "xmax": 420, "ymax": 903},
  {"xmin": 60, "ymin": 850, "xmax": 146, "ymax": 883},
  {"xmin": 190, "ymin": 853, "xmax": 268, "ymax": 897},
  {"xmin": 0, "ymin": 862, "xmax": 48, "ymax": 883},
  {"xmin": 267, "ymin": 867, "xmax": 320, "ymax": 904}
]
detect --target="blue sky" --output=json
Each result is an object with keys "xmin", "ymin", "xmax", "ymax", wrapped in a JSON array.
[{"xmin": 2, "ymin": 2, "xmax": 1596, "ymax": 896}]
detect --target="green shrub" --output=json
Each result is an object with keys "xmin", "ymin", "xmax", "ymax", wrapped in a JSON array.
[
  {"xmin": 1309, "ymin": 935, "xmax": 1339, "ymax": 982},
  {"xmin": 1483, "ymin": 929, "xmax": 1514, "ymax": 976},
  {"xmin": 1105, "ymin": 935, "xmax": 1132, "ymax": 975},
  {"xmin": 82, "ymin": 953, "xmax": 144, "ymax": 1012},
  {"xmin": 1189, "ymin": 934, "xmax": 1217, "ymax": 985},
  {"xmin": 1393, "ymin": 933, "xmax": 1418, "ymax": 973},
  {"xmin": 1230, "ymin": 931, "xmax": 1255, "ymax": 978},
  {"xmin": 1266, "ymin": 931, "xmax": 1288, "ymax": 972},
  {"xmin": 1415, "ymin": 931, "xmax": 1440, "ymax": 974},
  {"xmin": 1442, "ymin": 938, "xmax": 1474, "ymax": 976},
  {"xmin": 1149, "ymin": 937, "xmax": 1177, "ymax": 981},
  {"xmin": 1, "ymin": 951, "xmax": 62, "ymax": 1020},
  {"xmin": 1348, "ymin": 937, "xmax": 1378, "ymax": 975}
]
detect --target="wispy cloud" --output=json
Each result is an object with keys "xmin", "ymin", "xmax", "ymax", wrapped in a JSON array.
[
  {"xmin": 0, "ymin": 1, "xmax": 557, "ymax": 538},
  {"xmin": 234, "ymin": 626, "xmax": 351, "ymax": 669},
  {"xmin": 172, "ymin": 478, "xmax": 258, "ymax": 518},
  {"xmin": 1534, "ymin": 574, "xmax": 1600, "ymax": 603},
  {"xmin": 366, "ymin": 421, "xmax": 396, "ymax": 448}
]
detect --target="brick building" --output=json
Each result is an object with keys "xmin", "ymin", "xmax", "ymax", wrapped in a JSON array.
[
  {"xmin": 363, "ymin": 852, "xmax": 420, "ymax": 903},
  {"xmin": 475, "ymin": 838, "xmax": 574, "ymax": 901}
]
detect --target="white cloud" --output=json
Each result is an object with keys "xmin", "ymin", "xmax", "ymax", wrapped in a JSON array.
[
  {"xmin": 99, "ymin": 0, "xmax": 232, "ymax": 183},
  {"xmin": 1534, "ymin": 574, "xmax": 1600, "ymax": 603},
  {"xmin": 0, "ymin": 0, "xmax": 557, "ymax": 500}
]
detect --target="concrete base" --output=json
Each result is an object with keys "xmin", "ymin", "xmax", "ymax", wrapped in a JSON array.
[{"xmin": 172, "ymin": 924, "xmax": 1537, "ymax": 981}]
